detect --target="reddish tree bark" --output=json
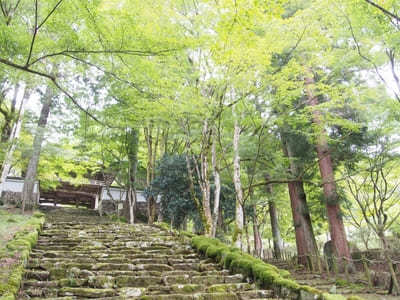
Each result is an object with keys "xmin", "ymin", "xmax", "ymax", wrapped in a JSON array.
[
  {"xmin": 282, "ymin": 134, "xmax": 319, "ymax": 269},
  {"xmin": 304, "ymin": 72, "xmax": 351, "ymax": 263}
]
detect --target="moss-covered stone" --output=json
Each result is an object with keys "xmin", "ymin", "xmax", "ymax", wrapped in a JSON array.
[
  {"xmin": 58, "ymin": 277, "xmax": 88, "ymax": 287},
  {"xmin": 115, "ymin": 276, "xmax": 162, "ymax": 287},
  {"xmin": 87, "ymin": 275, "xmax": 115, "ymax": 288},
  {"xmin": 206, "ymin": 283, "xmax": 251, "ymax": 293},
  {"xmin": 171, "ymin": 284, "xmax": 202, "ymax": 293},
  {"xmin": 49, "ymin": 267, "xmax": 67, "ymax": 280},
  {"xmin": 322, "ymin": 293, "xmax": 347, "ymax": 300},
  {"xmin": 193, "ymin": 292, "xmax": 238, "ymax": 299},
  {"xmin": 59, "ymin": 287, "xmax": 116, "ymax": 297}
]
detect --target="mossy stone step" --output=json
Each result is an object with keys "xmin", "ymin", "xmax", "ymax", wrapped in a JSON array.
[
  {"xmin": 19, "ymin": 208, "xmax": 279, "ymax": 299},
  {"xmin": 58, "ymin": 287, "xmax": 116, "ymax": 298}
]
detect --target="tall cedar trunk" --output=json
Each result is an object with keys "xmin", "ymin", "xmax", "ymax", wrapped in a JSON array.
[
  {"xmin": 123, "ymin": 128, "xmax": 139, "ymax": 224},
  {"xmin": 252, "ymin": 204, "xmax": 263, "ymax": 258},
  {"xmin": 233, "ymin": 118, "xmax": 244, "ymax": 249},
  {"xmin": 21, "ymin": 87, "xmax": 53, "ymax": 213},
  {"xmin": 305, "ymin": 73, "xmax": 351, "ymax": 263},
  {"xmin": 211, "ymin": 127, "xmax": 221, "ymax": 237},
  {"xmin": 0, "ymin": 87, "xmax": 30, "ymax": 196},
  {"xmin": 266, "ymin": 180, "xmax": 283, "ymax": 259},
  {"xmin": 0, "ymin": 83, "xmax": 18, "ymax": 143},
  {"xmin": 282, "ymin": 134, "xmax": 319, "ymax": 269}
]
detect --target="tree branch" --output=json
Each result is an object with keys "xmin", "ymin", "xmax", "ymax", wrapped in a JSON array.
[
  {"xmin": 26, "ymin": 0, "xmax": 39, "ymax": 66},
  {"xmin": 28, "ymin": 48, "xmax": 181, "ymax": 67},
  {"xmin": 37, "ymin": 0, "xmax": 64, "ymax": 30},
  {"xmin": 363, "ymin": 0, "xmax": 400, "ymax": 22}
]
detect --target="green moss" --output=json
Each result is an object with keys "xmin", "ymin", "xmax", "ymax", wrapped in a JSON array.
[
  {"xmin": 189, "ymin": 234, "xmax": 365, "ymax": 300},
  {"xmin": 278, "ymin": 269, "xmax": 291, "ymax": 278},
  {"xmin": 299, "ymin": 285, "xmax": 321, "ymax": 295},
  {"xmin": 171, "ymin": 284, "xmax": 201, "ymax": 293},
  {"xmin": 335, "ymin": 278, "xmax": 349, "ymax": 287},
  {"xmin": 229, "ymin": 258, "xmax": 253, "ymax": 278},
  {"xmin": 181, "ymin": 231, "xmax": 195, "ymax": 238},
  {"xmin": 32, "ymin": 211, "xmax": 45, "ymax": 218},
  {"xmin": 0, "ymin": 213, "xmax": 44, "ymax": 299},
  {"xmin": 273, "ymin": 277, "xmax": 300, "ymax": 291},
  {"xmin": 346, "ymin": 297, "xmax": 364, "ymax": 300},
  {"xmin": 322, "ymin": 293, "xmax": 347, "ymax": 300},
  {"xmin": 0, "ymin": 292, "xmax": 15, "ymax": 300},
  {"xmin": 0, "ymin": 264, "xmax": 23, "ymax": 296}
]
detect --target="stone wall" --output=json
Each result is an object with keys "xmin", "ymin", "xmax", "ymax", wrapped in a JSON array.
[{"xmin": 0, "ymin": 191, "xmax": 39, "ymax": 207}]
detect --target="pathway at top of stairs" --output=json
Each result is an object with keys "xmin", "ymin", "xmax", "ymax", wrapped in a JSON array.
[{"xmin": 19, "ymin": 207, "xmax": 284, "ymax": 299}]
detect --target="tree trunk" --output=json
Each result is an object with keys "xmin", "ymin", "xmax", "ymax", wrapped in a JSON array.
[
  {"xmin": 192, "ymin": 120, "xmax": 213, "ymax": 236},
  {"xmin": 252, "ymin": 204, "xmax": 263, "ymax": 258},
  {"xmin": 378, "ymin": 232, "xmax": 400, "ymax": 295},
  {"xmin": 22, "ymin": 87, "xmax": 53, "ymax": 213},
  {"xmin": 233, "ymin": 118, "xmax": 244, "ymax": 249},
  {"xmin": 305, "ymin": 72, "xmax": 351, "ymax": 264},
  {"xmin": 0, "ymin": 83, "xmax": 19, "ymax": 143},
  {"xmin": 124, "ymin": 128, "xmax": 139, "ymax": 224},
  {"xmin": 144, "ymin": 126, "xmax": 157, "ymax": 224},
  {"xmin": 266, "ymin": 180, "xmax": 283, "ymax": 259},
  {"xmin": 211, "ymin": 127, "xmax": 221, "ymax": 237},
  {"xmin": 185, "ymin": 154, "xmax": 204, "ymax": 231},
  {"xmin": 282, "ymin": 133, "xmax": 319, "ymax": 269},
  {"xmin": 0, "ymin": 87, "xmax": 30, "ymax": 196}
]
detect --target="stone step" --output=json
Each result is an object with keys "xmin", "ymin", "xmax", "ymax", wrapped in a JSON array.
[{"xmin": 19, "ymin": 209, "xmax": 279, "ymax": 299}]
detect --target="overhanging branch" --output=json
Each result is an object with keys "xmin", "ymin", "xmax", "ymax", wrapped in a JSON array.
[{"xmin": 363, "ymin": 0, "xmax": 400, "ymax": 22}]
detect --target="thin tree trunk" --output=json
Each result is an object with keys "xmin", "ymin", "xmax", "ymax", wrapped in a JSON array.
[
  {"xmin": 144, "ymin": 126, "xmax": 157, "ymax": 224},
  {"xmin": 305, "ymin": 71, "xmax": 351, "ymax": 264},
  {"xmin": 185, "ymin": 154, "xmax": 205, "ymax": 232},
  {"xmin": 379, "ymin": 232, "xmax": 400, "ymax": 295},
  {"xmin": 192, "ymin": 120, "xmax": 213, "ymax": 236},
  {"xmin": 124, "ymin": 128, "xmax": 139, "ymax": 224},
  {"xmin": 0, "ymin": 87, "xmax": 30, "ymax": 196},
  {"xmin": 233, "ymin": 118, "xmax": 244, "ymax": 249},
  {"xmin": 211, "ymin": 127, "xmax": 221, "ymax": 237},
  {"xmin": 282, "ymin": 133, "xmax": 319, "ymax": 269},
  {"xmin": 245, "ymin": 213, "xmax": 251, "ymax": 254},
  {"xmin": 266, "ymin": 180, "xmax": 283, "ymax": 259},
  {"xmin": 22, "ymin": 87, "xmax": 53, "ymax": 213},
  {"xmin": 253, "ymin": 204, "xmax": 263, "ymax": 258},
  {"xmin": 0, "ymin": 83, "xmax": 19, "ymax": 143}
]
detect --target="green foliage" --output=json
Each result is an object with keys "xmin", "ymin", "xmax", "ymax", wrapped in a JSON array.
[{"xmin": 151, "ymin": 155, "xmax": 199, "ymax": 228}]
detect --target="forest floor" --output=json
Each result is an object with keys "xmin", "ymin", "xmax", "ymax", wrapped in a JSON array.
[
  {"xmin": 0, "ymin": 207, "xmax": 33, "ymax": 255},
  {"xmin": 0, "ymin": 207, "xmax": 36, "ymax": 298},
  {"xmin": 0, "ymin": 207, "xmax": 32, "ymax": 256},
  {"xmin": 268, "ymin": 260, "xmax": 399, "ymax": 299}
]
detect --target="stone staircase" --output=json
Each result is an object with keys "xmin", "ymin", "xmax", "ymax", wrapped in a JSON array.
[{"xmin": 19, "ymin": 208, "xmax": 282, "ymax": 299}]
